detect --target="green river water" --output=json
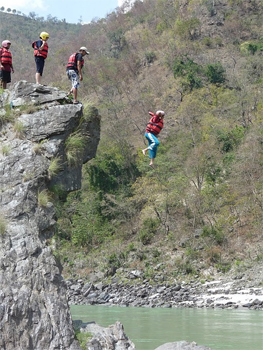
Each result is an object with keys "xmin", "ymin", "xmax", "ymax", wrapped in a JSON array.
[{"xmin": 71, "ymin": 305, "xmax": 263, "ymax": 350}]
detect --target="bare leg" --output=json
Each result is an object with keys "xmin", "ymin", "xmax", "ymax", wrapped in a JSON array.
[
  {"xmin": 72, "ymin": 87, "xmax": 78, "ymax": 103},
  {"xmin": 1, "ymin": 81, "xmax": 7, "ymax": 89},
  {"xmin": 142, "ymin": 148, "xmax": 148, "ymax": 156},
  {"xmin": 149, "ymin": 158, "xmax": 155, "ymax": 167},
  {"xmin": 36, "ymin": 73, "xmax": 41, "ymax": 84}
]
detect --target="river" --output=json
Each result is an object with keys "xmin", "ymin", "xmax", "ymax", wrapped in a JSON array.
[{"xmin": 71, "ymin": 305, "xmax": 263, "ymax": 350}]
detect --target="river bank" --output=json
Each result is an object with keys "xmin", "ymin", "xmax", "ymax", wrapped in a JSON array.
[{"xmin": 66, "ymin": 262, "xmax": 263, "ymax": 310}]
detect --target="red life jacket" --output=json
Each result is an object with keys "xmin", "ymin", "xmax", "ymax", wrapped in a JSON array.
[
  {"xmin": 66, "ymin": 53, "xmax": 84, "ymax": 71},
  {"xmin": 146, "ymin": 114, "xmax": 164, "ymax": 136},
  {"xmin": 0, "ymin": 48, "xmax": 12, "ymax": 65},
  {"xmin": 33, "ymin": 41, "xmax": 48, "ymax": 59}
]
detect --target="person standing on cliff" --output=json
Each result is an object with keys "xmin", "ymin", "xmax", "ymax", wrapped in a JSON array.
[
  {"xmin": 142, "ymin": 110, "xmax": 165, "ymax": 168},
  {"xmin": 0, "ymin": 40, "xmax": 14, "ymax": 89},
  {"xmin": 66, "ymin": 47, "xmax": 89, "ymax": 104},
  {"xmin": 32, "ymin": 31, "xmax": 49, "ymax": 85}
]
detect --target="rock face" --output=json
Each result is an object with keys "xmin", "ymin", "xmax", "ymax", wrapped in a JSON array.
[
  {"xmin": 81, "ymin": 321, "xmax": 136, "ymax": 350},
  {"xmin": 0, "ymin": 81, "xmax": 100, "ymax": 350}
]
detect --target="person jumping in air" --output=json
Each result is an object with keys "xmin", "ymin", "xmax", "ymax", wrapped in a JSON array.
[
  {"xmin": 142, "ymin": 110, "xmax": 165, "ymax": 168},
  {"xmin": 0, "ymin": 40, "xmax": 14, "ymax": 89},
  {"xmin": 32, "ymin": 31, "xmax": 49, "ymax": 85}
]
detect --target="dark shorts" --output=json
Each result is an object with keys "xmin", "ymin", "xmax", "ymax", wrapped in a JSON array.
[
  {"xmin": 0, "ymin": 69, "xmax": 11, "ymax": 83},
  {"xmin": 35, "ymin": 56, "xmax": 45, "ymax": 75}
]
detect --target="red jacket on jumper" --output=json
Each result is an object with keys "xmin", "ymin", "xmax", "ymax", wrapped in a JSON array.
[{"xmin": 146, "ymin": 112, "xmax": 164, "ymax": 136}]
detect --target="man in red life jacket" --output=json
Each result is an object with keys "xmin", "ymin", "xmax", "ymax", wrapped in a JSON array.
[
  {"xmin": 66, "ymin": 47, "xmax": 89, "ymax": 104},
  {"xmin": 0, "ymin": 40, "xmax": 14, "ymax": 89},
  {"xmin": 142, "ymin": 110, "xmax": 165, "ymax": 168},
  {"xmin": 33, "ymin": 31, "xmax": 49, "ymax": 85}
]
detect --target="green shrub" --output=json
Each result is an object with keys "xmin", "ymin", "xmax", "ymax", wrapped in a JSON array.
[
  {"xmin": 49, "ymin": 184, "xmax": 67, "ymax": 199},
  {"xmin": 216, "ymin": 126, "xmax": 245, "ymax": 152},
  {"xmin": 205, "ymin": 63, "xmax": 225, "ymax": 84},
  {"xmin": 108, "ymin": 252, "xmax": 125, "ymax": 269},
  {"xmin": 33, "ymin": 143, "xmax": 44, "ymax": 155},
  {"xmin": 138, "ymin": 229, "xmax": 153, "ymax": 245},
  {"xmin": 38, "ymin": 189, "xmax": 50, "ymax": 207},
  {"xmin": 186, "ymin": 247, "xmax": 200, "ymax": 260},
  {"xmin": 75, "ymin": 329, "xmax": 92, "ymax": 350},
  {"xmin": 173, "ymin": 56, "xmax": 203, "ymax": 91},
  {"xmin": 1, "ymin": 144, "xmax": 11, "ymax": 156},
  {"xmin": 138, "ymin": 218, "xmax": 160, "ymax": 245},
  {"xmin": 152, "ymin": 248, "xmax": 161, "ymax": 258},
  {"xmin": 0, "ymin": 104, "xmax": 14, "ymax": 125},
  {"xmin": 173, "ymin": 57, "xmax": 200, "ymax": 78},
  {"xmin": 69, "ymin": 195, "xmax": 116, "ymax": 248},
  {"xmin": 87, "ymin": 142, "xmax": 140, "ymax": 194},
  {"xmin": 247, "ymin": 43, "xmax": 258, "ymax": 55},
  {"xmin": 215, "ymin": 262, "xmax": 231, "ymax": 273},
  {"xmin": 204, "ymin": 161, "xmax": 222, "ymax": 185},
  {"xmin": 145, "ymin": 51, "xmax": 156, "ymax": 64},
  {"xmin": 82, "ymin": 103, "xmax": 98, "ymax": 121},
  {"xmin": 177, "ymin": 260, "xmax": 197, "ymax": 275},
  {"xmin": 48, "ymin": 157, "xmax": 62, "ymax": 178},
  {"xmin": 175, "ymin": 18, "xmax": 201, "ymax": 40},
  {"xmin": 240, "ymin": 41, "xmax": 263, "ymax": 55},
  {"xmin": 66, "ymin": 134, "xmax": 87, "ymax": 167},
  {"xmin": 202, "ymin": 37, "xmax": 213, "ymax": 47},
  {"xmin": 201, "ymin": 225, "xmax": 225, "ymax": 245},
  {"xmin": 126, "ymin": 242, "xmax": 136, "ymax": 253},
  {"xmin": 214, "ymin": 37, "xmax": 223, "ymax": 47},
  {"xmin": 71, "ymin": 221, "xmax": 93, "ymax": 247},
  {"xmin": 14, "ymin": 120, "xmax": 26, "ymax": 137}
]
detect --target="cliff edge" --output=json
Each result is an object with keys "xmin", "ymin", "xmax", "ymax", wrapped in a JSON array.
[{"xmin": 0, "ymin": 81, "xmax": 100, "ymax": 350}]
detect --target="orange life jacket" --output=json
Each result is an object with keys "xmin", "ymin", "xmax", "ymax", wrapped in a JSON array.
[
  {"xmin": 33, "ymin": 41, "xmax": 48, "ymax": 59},
  {"xmin": 146, "ymin": 115, "xmax": 164, "ymax": 136},
  {"xmin": 0, "ymin": 48, "xmax": 12, "ymax": 65},
  {"xmin": 66, "ymin": 53, "xmax": 84, "ymax": 71}
]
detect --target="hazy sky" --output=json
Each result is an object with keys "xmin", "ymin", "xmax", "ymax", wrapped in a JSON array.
[{"xmin": 0, "ymin": 0, "xmax": 120, "ymax": 23}]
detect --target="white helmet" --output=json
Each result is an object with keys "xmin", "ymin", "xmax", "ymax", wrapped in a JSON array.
[
  {"xmin": 156, "ymin": 110, "xmax": 165, "ymax": 116},
  {"xmin": 2, "ymin": 40, "xmax": 11, "ymax": 48}
]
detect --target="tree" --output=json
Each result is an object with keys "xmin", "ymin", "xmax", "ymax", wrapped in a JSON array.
[
  {"xmin": 205, "ymin": 63, "xmax": 226, "ymax": 84},
  {"xmin": 29, "ymin": 11, "xmax": 37, "ymax": 19},
  {"xmin": 173, "ymin": 56, "xmax": 203, "ymax": 92}
]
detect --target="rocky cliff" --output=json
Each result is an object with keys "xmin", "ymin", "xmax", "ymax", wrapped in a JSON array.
[{"xmin": 0, "ymin": 81, "xmax": 100, "ymax": 350}]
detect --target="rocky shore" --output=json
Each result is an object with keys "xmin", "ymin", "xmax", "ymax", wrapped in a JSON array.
[{"xmin": 66, "ymin": 264, "xmax": 263, "ymax": 310}]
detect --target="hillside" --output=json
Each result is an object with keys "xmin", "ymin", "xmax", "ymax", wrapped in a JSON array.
[{"xmin": 1, "ymin": 0, "xmax": 263, "ymax": 286}]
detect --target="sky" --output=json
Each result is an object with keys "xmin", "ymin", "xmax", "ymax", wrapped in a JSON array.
[{"xmin": 0, "ymin": 0, "xmax": 126, "ymax": 24}]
